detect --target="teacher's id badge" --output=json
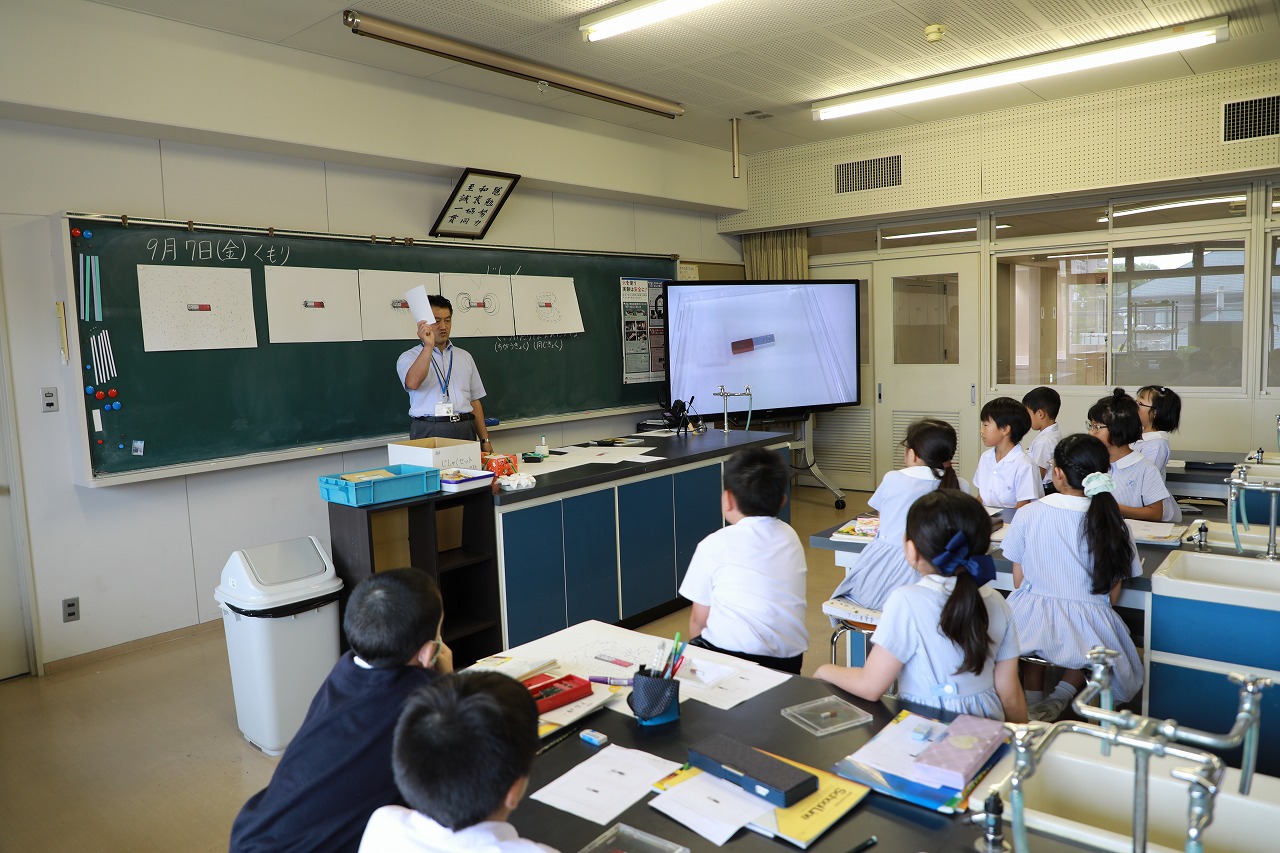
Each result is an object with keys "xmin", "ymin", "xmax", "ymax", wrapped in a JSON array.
[{"xmin": 434, "ymin": 401, "xmax": 454, "ymax": 418}]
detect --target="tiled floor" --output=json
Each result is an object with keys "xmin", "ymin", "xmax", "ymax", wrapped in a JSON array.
[{"xmin": 0, "ymin": 485, "xmax": 867, "ymax": 852}]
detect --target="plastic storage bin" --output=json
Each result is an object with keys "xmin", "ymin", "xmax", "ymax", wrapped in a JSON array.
[
  {"xmin": 317, "ymin": 464, "xmax": 440, "ymax": 506},
  {"xmin": 214, "ymin": 536, "xmax": 343, "ymax": 755}
]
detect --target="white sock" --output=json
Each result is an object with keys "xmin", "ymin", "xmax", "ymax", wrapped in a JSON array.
[
  {"xmin": 1051, "ymin": 682, "xmax": 1079, "ymax": 703},
  {"xmin": 1024, "ymin": 689, "xmax": 1044, "ymax": 704}
]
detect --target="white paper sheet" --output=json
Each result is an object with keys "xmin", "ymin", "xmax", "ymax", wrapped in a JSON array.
[
  {"xmin": 649, "ymin": 774, "xmax": 773, "ymax": 846},
  {"xmin": 358, "ymin": 270, "xmax": 437, "ymax": 340},
  {"xmin": 136, "ymin": 265, "xmax": 257, "ymax": 352},
  {"xmin": 264, "ymin": 266, "xmax": 362, "ymax": 343},
  {"xmin": 511, "ymin": 274, "xmax": 584, "ymax": 335},
  {"xmin": 530, "ymin": 745, "xmax": 680, "ymax": 825},
  {"xmin": 440, "ymin": 272, "xmax": 515, "ymax": 337},
  {"xmin": 844, "ymin": 711, "xmax": 944, "ymax": 781},
  {"xmin": 404, "ymin": 283, "xmax": 437, "ymax": 324},
  {"xmin": 678, "ymin": 661, "xmax": 791, "ymax": 710}
]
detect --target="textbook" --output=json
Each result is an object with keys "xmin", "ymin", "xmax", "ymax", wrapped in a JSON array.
[
  {"xmin": 831, "ymin": 710, "xmax": 1007, "ymax": 814},
  {"xmin": 468, "ymin": 654, "xmax": 557, "ymax": 682},
  {"xmin": 830, "ymin": 516, "xmax": 879, "ymax": 542},
  {"xmin": 652, "ymin": 752, "xmax": 869, "ymax": 849},
  {"xmin": 910, "ymin": 714, "xmax": 1007, "ymax": 791}
]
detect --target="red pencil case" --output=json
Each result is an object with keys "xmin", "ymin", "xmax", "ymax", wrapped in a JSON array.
[{"xmin": 522, "ymin": 674, "xmax": 593, "ymax": 714}]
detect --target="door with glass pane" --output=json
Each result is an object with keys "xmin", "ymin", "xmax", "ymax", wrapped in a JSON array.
[{"xmin": 872, "ymin": 254, "xmax": 981, "ymax": 479}]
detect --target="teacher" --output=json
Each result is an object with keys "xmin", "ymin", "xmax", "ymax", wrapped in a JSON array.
[{"xmin": 396, "ymin": 294, "xmax": 493, "ymax": 451}]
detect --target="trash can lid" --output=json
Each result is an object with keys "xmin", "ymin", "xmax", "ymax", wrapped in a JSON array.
[{"xmin": 214, "ymin": 536, "xmax": 342, "ymax": 611}]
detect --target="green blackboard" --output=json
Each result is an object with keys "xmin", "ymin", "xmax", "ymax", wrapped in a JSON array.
[{"xmin": 68, "ymin": 217, "xmax": 672, "ymax": 478}]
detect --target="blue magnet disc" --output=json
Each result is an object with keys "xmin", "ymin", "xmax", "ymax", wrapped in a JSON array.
[
  {"xmin": 112, "ymin": 402, "xmax": 121, "ymax": 410},
  {"xmin": 86, "ymin": 386, "xmax": 94, "ymax": 394}
]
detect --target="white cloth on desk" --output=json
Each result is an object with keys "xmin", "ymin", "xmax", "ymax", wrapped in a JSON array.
[
  {"xmin": 396, "ymin": 342, "xmax": 487, "ymax": 418},
  {"xmin": 1001, "ymin": 493, "xmax": 1143, "ymax": 703},
  {"xmin": 678, "ymin": 515, "xmax": 808, "ymax": 658},
  {"xmin": 829, "ymin": 467, "xmax": 971, "ymax": 612},
  {"xmin": 1133, "ymin": 431, "xmax": 1171, "ymax": 478},
  {"xmin": 1026, "ymin": 422, "xmax": 1062, "ymax": 485},
  {"xmin": 1111, "ymin": 449, "xmax": 1180, "ymax": 523},
  {"xmin": 871, "ymin": 574, "xmax": 1021, "ymax": 721},
  {"xmin": 359, "ymin": 808, "xmax": 558, "ymax": 853},
  {"xmin": 973, "ymin": 445, "xmax": 1043, "ymax": 508}
]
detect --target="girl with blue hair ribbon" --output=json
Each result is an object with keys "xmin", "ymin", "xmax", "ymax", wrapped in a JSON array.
[
  {"xmin": 1003, "ymin": 433, "xmax": 1143, "ymax": 722},
  {"xmin": 816, "ymin": 490, "xmax": 1027, "ymax": 722}
]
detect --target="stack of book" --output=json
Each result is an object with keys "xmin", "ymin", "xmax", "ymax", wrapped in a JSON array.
[{"xmin": 830, "ymin": 516, "xmax": 879, "ymax": 543}]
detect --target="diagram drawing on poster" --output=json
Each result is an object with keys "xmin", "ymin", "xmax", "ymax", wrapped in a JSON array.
[
  {"xmin": 440, "ymin": 272, "xmax": 515, "ymax": 337},
  {"xmin": 511, "ymin": 274, "xmax": 583, "ymax": 336}
]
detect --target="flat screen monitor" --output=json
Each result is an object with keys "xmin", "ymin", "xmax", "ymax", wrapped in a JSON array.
[{"xmin": 664, "ymin": 279, "xmax": 861, "ymax": 421}]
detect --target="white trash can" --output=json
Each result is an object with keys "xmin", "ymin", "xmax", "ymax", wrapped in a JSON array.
[{"xmin": 214, "ymin": 536, "xmax": 343, "ymax": 756}]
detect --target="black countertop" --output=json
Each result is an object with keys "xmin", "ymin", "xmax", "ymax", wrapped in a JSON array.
[
  {"xmin": 512, "ymin": 675, "xmax": 1093, "ymax": 853},
  {"xmin": 493, "ymin": 430, "xmax": 791, "ymax": 507}
]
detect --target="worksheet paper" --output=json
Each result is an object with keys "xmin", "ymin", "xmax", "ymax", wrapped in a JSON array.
[
  {"xmin": 649, "ymin": 773, "xmax": 774, "ymax": 846},
  {"xmin": 530, "ymin": 745, "xmax": 680, "ymax": 825},
  {"xmin": 678, "ymin": 662, "xmax": 791, "ymax": 711}
]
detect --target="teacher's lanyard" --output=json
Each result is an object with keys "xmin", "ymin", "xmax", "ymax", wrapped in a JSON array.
[{"xmin": 430, "ymin": 346, "xmax": 454, "ymax": 400}]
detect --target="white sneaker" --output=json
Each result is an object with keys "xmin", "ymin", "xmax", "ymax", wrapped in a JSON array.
[{"xmin": 1027, "ymin": 694, "xmax": 1071, "ymax": 722}]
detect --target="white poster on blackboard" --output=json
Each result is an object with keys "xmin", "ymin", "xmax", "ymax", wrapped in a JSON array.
[
  {"xmin": 136, "ymin": 265, "xmax": 257, "ymax": 352},
  {"xmin": 511, "ymin": 275, "xmax": 584, "ymax": 335},
  {"xmin": 265, "ymin": 266, "xmax": 362, "ymax": 343},
  {"xmin": 620, "ymin": 277, "xmax": 665, "ymax": 384},
  {"xmin": 358, "ymin": 269, "xmax": 439, "ymax": 340},
  {"xmin": 440, "ymin": 272, "xmax": 515, "ymax": 338}
]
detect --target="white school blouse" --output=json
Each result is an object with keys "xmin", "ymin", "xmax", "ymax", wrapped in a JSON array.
[
  {"xmin": 360, "ymin": 808, "xmax": 558, "ymax": 853},
  {"xmin": 1133, "ymin": 431, "xmax": 1171, "ymax": 478},
  {"xmin": 1026, "ymin": 423, "xmax": 1062, "ymax": 485},
  {"xmin": 973, "ymin": 445, "xmax": 1043, "ymax": 508}
]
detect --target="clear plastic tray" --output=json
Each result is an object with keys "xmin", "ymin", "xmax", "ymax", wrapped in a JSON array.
[
  {"xmin": 781, "ymin": 695, "xmax": 872, "ymax": 736},
  {"xmin": 577, "ymin": 823, "xmax": 689, "ymax": 853}
]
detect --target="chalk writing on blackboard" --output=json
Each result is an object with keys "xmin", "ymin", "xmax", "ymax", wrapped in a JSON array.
[{"xmin": 144, "ymin": 236, "xmax": 294, "ymax": 265}]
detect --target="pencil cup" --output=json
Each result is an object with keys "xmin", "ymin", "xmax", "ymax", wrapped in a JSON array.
[{"xmin": 628, "ymin": 669, "xmax": 680, "ymax": 726}]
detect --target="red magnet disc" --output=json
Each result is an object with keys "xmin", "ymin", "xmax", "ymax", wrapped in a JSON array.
[
  {"xmin": 71, "ymin": 228, "xmax": 82, "ymax": 238},
  {"xmin": 95, "ymin": 391, "xmax": 105, "ymax": 400},
  {"xmin": 107, "ymin": 389, "xmax": 118, "ymax": 398},
  {"xmin": 97, "ymin": 439, "xmax": 104, "ymax": 444}
]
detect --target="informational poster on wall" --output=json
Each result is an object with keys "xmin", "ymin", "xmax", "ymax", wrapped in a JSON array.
[{"xmin": 620, "ymin": 277, "xmax": 666, "ymax": 384}]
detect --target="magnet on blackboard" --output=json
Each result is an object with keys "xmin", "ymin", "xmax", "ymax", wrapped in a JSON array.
[
  {"xmin": 86, "ymin": 386, "xmax": 94, "ymax": 395},
  {"xmin": 118, "ymin": 444, "xmax": 125, "ymax": 449},
  {"xmin": 107, "ymin": 389, "xmax": 118, "ymax": 398},
  {"xmin": 112, "ymin": 402, "xmax": 121, "ymax": 410},
  {"xmin": 82, "ymin": 230, "xmax": 93, "ymax": 239},
  {"xmin": 70, "ymin": 228, "xmax": 82, "ymax": 238},
  {"xmin": 95, "ymin": 391, "xmax": 105, "ymax": 400}
]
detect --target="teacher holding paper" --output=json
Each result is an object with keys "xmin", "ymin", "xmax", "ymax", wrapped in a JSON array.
[{"xmin": 397, "ymin": 294, "xmax": 493, "ymax": 448}]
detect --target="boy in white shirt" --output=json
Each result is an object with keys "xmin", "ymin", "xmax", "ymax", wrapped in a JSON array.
[
  {"xmin": 973, "ymin": 397, "xmax": 1043, "ymax": 509},
  {"xmin": 1022, "ymin": 386, "xmax": 1062, "ymax": 493},
  {"xmin": 678, "ymin": 447, "xmax": 808, "ymax": 674},
  {"xmin": 359, "ymin": 672, "xmax": 557, "ymax": 853}
]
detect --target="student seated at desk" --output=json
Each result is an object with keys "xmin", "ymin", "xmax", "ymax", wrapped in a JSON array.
[
  {"xmin": 359, "ymin": 672, "xmax": 556, "ymax": 853},
  {"xmin": 1132, "ymin": 384, "xmax": 1181, "ymax": 478},
  {"xmin": 678, "ymin": 447, "xmax": 808, "ymax": 674},
  {"xmin": 1002, "ymin": 434, "xmax": 1143, "ymax": 722},
  {"xmin": 1088, "ymin": 389, "xmax": 1180, "ymax": 523},
  {"xmin": 230, "ymin": 569, "xmax": 453, "ymax": 853},
  {"xmin": 829, "ymin": 418, "xmax": 970, "ymax": 611},
  {"xmin": 973, "ymin": 397, "xmax": 1043, "ymax": 509},
  {"xmin": 815, "ymin": 490, "xmax": 1028, "ymax": 723}
]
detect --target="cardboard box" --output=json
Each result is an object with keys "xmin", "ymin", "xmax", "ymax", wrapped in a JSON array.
[
  {"xmin": 436, "ymin": 506, "xmax": 464, "ymax": 552},
  {"xmin": 388, "ymin": 437, "xmax": 480, "ymax": 471}
]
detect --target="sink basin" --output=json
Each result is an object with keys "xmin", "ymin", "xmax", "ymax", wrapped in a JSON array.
[
  {"xmin": 1185, "ymin": 520, "xmax": 1274, "ymax": 554},
  {"xmin": 1240, "ymin": 455, "xmax": 1280, "ymax": 480},
  {"xmin": 989, "ymin": 731, "xmax": 1280, "ymax": 853},
  {"xmin": 1152, "ymin": 550, "xmax": 1280, "ymax": 610}
]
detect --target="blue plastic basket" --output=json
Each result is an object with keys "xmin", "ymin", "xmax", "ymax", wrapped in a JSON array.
[{"xmin": 318, "ymin": 464, "xmax": 441, "ymax": 506}]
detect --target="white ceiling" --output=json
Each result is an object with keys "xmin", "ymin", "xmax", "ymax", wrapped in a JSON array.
[{"xmin": 90, "ymin": 0, "xmax": 1280, "ymax": 154}]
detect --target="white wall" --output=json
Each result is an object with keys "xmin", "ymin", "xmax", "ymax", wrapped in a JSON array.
[{"xmin": 0, "ymin": 1, "xmax": 742, "ymax": 668}]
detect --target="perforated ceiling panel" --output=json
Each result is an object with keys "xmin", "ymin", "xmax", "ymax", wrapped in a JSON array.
[
  {"xmin": 719, "ymin": 118, "xmax": 983, "ymax": 232},
  {"xmin": 1117, "ymin": 63, "xmax": 1280, "ymax": 182},
  {"xmin": 982, "ymin": 91, "xmax": 1118, "ymax": 199}
]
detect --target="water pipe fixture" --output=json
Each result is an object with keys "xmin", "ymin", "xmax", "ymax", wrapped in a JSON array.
[
  {"xmin": 1226, "ymin": 463, "xmax": 1280, "ymax": 560},
  {"xmin": 996, "ymin": 648, "xmax": 1270, "ymax": 853},
  {"xmin": 712, "ymin": 384, "xmax": 752, "ymax": 434}
]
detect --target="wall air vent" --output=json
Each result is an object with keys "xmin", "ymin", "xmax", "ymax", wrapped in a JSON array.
[
  {"xmin": 1222, "ymin": 94, "xmax": 1280, "ymax": 142},
  {"xmin": 835, "ymin": 155, "xmax": 902, "ymax": 193}
]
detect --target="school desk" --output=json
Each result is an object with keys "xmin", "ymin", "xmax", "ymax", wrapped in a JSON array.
[{"xmin": 506, "ymin": 621, "xmax": 1093, "ymax": 853}]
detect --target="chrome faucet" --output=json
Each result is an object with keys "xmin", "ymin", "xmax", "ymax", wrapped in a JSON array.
[
  {"xmin": 1187, "ymin": 520, "xmax": 1209, "ymax": 552},
  {"xmin": 1226, "ymin": 463, "xmax": 1280, "ymax": 561},
  {"xmin": 997, "ymin": 650, "xmax": 1270, "ymax": 853}
]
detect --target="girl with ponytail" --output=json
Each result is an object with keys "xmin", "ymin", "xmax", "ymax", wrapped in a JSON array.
[
  {"xmin": 829, "ymin": 419, "xmax": 970, "ymax": 611},
  {"xmin": 816, "ymin": 490, "xmax": 1026, "ymax": 722},
  {"xmin": 1002, "ymin": 433, "xmax": 1143, "ymax": 722}
]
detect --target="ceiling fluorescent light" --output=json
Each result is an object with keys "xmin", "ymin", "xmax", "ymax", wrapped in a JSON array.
[
  {"xmin": 813, "ymin": 16, "xmax": 1228, "ymax": 121},
  {"xmin": 1096, "ymin": 194, "xmax": 1245, "ymax": 222},
  {"xmin": 344, "ymin": 9, "xmax": 684, "ymax": 118},
  {"xmin": 580, "ymin": 0, "xmax": 728, "ymax": 42},
  {"xmin": 883, "ymin": 225, "xmax": 1010, "ymax": 239}
]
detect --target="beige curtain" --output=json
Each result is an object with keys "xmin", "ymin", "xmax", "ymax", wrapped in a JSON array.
[{"xmin": 742, "ymin": 228, "xmax": 808, "ymax": 280}]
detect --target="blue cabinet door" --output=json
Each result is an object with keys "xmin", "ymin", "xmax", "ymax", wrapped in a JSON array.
[
  {"xmin": 500, "ymin": 503, "xmax": 566, "ymax": 647},
  {"xmin": 1149, "ymin": 661, "xmax": 1280, "ymax": 776},
  {"xmin": 618, "ymin": 475, "xmax": 676, "ymax": 618},
  {"xmin": 674, "ymin": 465, "xmax": 723, "ymax": 587},
  {"xmin": 563, "ymin": 490, "xmax": 619, "ymax": 626}
]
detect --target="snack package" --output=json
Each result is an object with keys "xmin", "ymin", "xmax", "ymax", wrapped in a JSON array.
[{"xmin": 482, "ymin": 452, "xmax": 519, "ymax": 477}]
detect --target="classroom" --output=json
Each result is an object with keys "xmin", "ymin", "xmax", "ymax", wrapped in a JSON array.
[{"xmin": 2, "ymin": 0, "xmax": 1280, "ymax": 849}]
